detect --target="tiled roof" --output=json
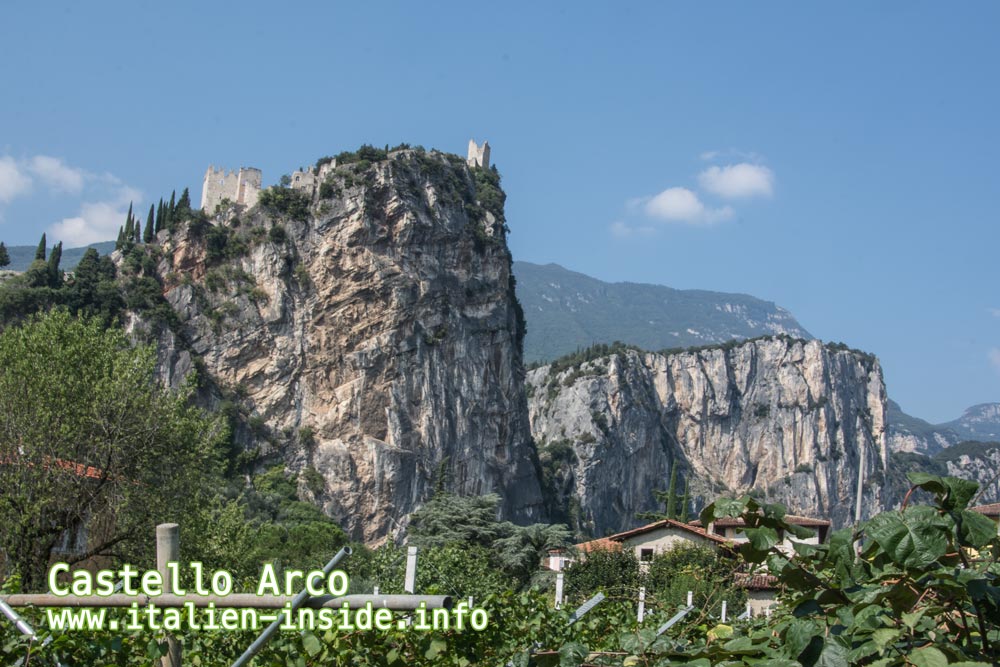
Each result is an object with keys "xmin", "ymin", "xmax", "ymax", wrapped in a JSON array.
[
  {"xmin": 733, "ymin": 572, "xmax": 780, "ymax": 590},
  {"xmin": 1, "ymin": 455, "xmax": 105, "ymax": 480},
  {"xmin": 690, "ymin": 514, "xmax": 830, "ymax": 528},
  {"xmin": 574, "ymin": 538, "xmax": 622, "ymax": 553},
  {"xmin": 574, "ymin": 518, "xmax": 732, "ymax": 552},
  {"xmin": 970, "ymin": 503, "xmax": 1000, "ymax": 518}
]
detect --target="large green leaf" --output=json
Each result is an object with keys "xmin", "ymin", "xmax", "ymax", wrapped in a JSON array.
[
  {"xmin": 866, "ymin": 506, "xmax": 950, "ymax": 568},
  {"xmin": 906, "ymin": 473, "xmax": 979, "ymax": 511},
  {"xmin": 908, "ymin": 646, "xmax": 948, "ymax": 667},
  {"xmin": 955, "ymin": 509, "xmax": 998, "ymax": 548}
]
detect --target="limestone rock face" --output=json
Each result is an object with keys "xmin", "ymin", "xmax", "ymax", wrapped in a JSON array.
[
  {"xmin": 150, "ymin": 150, "xmax": 543, "ymax": 542},
  {"xmin": 527, "ymin": 338, "xmax": 889, "ymax": 536}
]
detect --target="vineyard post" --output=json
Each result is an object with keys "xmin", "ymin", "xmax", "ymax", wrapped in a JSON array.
[
  {"xmin": 156, "ymin": 523, "xmax": 182, "ymax": 667},
  {"xmin": 721, "ymin": 600, "xmax": 727, "ymax": 622},
  {"xmin": 404, "ymin": 547, "xmax": 417, "ymax": 594},
  {"xmin": 554, "ymin": 572, "xmax": 564, "ymax": 609},
  {"xmin": 637, "ymin": 586, "xmax": 645, "ymax": 622}
]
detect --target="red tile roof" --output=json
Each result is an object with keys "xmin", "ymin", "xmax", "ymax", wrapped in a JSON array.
[
  {"xmin": 574, "ymin": 518, "xmax": 732, "ymax": 552},
  {"xmin": 689, "ymin": 514, "xmax": 830, "ymax": 528},
  {"xmin": 1, "ymin": 454, "xmax": 106, "ymax": 480},
  {"xmin": 970, "ymin": 503, "xmax": 1000, "ymax": 518},
  {"xmin": 734, "ymin": 572, "xmax": 780, "ymax": 590}
]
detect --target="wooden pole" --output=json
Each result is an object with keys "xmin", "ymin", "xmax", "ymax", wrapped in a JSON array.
[{"xmin": 156, "ymin": 523, "xmax": 181, "ymax": 667}]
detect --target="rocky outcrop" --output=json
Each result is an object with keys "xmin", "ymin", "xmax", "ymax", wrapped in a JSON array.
[
  {"xmin": 142, "ymin": 149, "xmax": 543, "ymax": 542},
  {"xmin": 527, "ymin": 338, "xmax": 889, "ymax": 536}
]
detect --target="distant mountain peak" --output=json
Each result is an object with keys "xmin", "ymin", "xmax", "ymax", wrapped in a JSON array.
[{"xmin": 513, "ymin": 261, "xmax": 811, "ymax": 363}]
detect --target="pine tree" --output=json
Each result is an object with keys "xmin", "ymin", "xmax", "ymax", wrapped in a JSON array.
[
  {"xmin": 0, "ymin": 241, "xmax": 9, "ymax": 268},
  {"xmin": 35, "ymin": 233, "xmax": 47, "ymax": 261},
  {"xmin": 47, "ymin": 242, "xmax": 63, "ymax": 287},
  {"xmin": 143, "ymin": 205, "xmax": 155, "ymax": 243}
]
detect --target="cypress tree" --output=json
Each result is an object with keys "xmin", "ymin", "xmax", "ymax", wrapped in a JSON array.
[
  {"xmin": 169, "ymin": 191, "xmax": 176, "ymax": 215},
  {"xmin": 124, "ymin": 216, "xmax": 134, "ymax": 243},
  {"xmin": 47, "ymin": 241, "xmax": 63, "ymax": 287},
  {"xmin": 35, "ymin": 233, "xmax": 47, "ymax": 261},
  {"xmin": 143, "ymin": 205, "xmax": 154, "ymax": 243},
  {"xmin": 0, "ymin": 241, "xmax": 9, "ymax": 268},
  {"xmin": 116, "ymin": 227, "xmax": 125, "ymax": 250},
  {"xmin": 665, "ymin": 467, "xmax": 678, "ymax": 520},
  {"xmin": 176, "ymin": 188, "xmax": 190, "ymax": 212},
  {"xmin": 679, "ymin": 479, "xmax": 690, "ymax": 522},
  {"xmin": 154, "ymin": 199, "xmax": 164, "ymax": 233},
  {"xmin": 133, "ymin": 215, "xmax": 141, "ymax": 243}
]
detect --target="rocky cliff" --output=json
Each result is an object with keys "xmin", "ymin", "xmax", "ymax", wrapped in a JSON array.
[
  {"xmin": 526, "ymin": 338, "xmax": 889, "ymax": 536},
  {"xmin": 137, "ymin": 148, "xmax": 544, "ymax": 542}
]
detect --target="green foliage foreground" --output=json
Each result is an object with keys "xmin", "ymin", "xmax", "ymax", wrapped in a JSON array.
[{"xmin": 3, "ymin": 472, "xmax": 998, "ymax": 665}]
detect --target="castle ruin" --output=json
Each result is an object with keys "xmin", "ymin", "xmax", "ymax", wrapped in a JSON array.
[
  {"xmin": 200, "ymin": 166, "xmax": 262, "ymax": 212},
  {"xmin": 202, "ymin": 140, "xmax": 489, "ymax": 212},
  {"xmin": 467, "ymin": 139, "xmax": 490, "ymax": 168}
]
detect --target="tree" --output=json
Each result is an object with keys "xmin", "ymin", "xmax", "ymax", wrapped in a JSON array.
[
  {"xmin": 408, "ymin": 493, "xmax": 507, "ymax": 549},
  {"xmin": 155, "ymin": 199, "xmax": 164, "ymax": 233},
  {"xmin": 0, "ymin": 241, "xmax": 9, "ymax": 268},
  {"xmin": 494, "ymin": 522, "xmax": 573, "ymax": 583},
  {"xmin": 46, "ymin": 241, "xmax": 62, "ymax": 287},
  {"xmin": 0, "ymin": 310, "xmax": 226, "ymax": 590},
  {"xmin": 176, "ymin": 188, "xmax": 190, "ymax": 213},
  {"xmin": 34, "ymin": 233, "xmax": 46, "ymax": 261},
  {"xmin": 143, "ymin": 205, "xmax": 154, "ymax": 243},
  {"xmin": 637, "ymin": 465, "xmax": 688, "ymax": 522}
]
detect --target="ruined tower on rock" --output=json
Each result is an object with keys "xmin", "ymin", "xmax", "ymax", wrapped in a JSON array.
[
  {"xmin": 201, "ymin": 166, "xmax": 262, "ymax": 212},
  {"xmin": 467, "ymin": 139, "xmax": 490, "ymax": 168}
]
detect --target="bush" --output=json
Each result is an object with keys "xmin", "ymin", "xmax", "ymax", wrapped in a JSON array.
[
  {"xmin": 258, "ymin": 187, "xmax": 310, "ymax": 221},
  {"xmin": 269, "ymin": 224, "xmax": 287, "ymax": 244}
]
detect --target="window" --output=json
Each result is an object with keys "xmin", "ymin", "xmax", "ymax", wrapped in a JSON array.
[{"xmin": 640, "ymin": 548, "xmax": 654, "ymax": 562}]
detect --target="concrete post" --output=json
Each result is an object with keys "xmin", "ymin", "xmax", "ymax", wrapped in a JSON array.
[
  {"xmin": 686, "ymin": 591, "xmax": 693, "ymax": 607},
  {"xmin": 554, "ymin": 572, "xmax": 564, "ymax": 609},
  {"xmin": 637, "ymin": 586, "xmax": 646, "ymax": 623},
  {"xmin": 156, "ymin": 524, "xmax": 181, "ymax": 667},
  {"xmin": 404, "ymin": 547, "xmax": 418, "ymax": 594},
  {"xmin": 721, "ymin": 600, "xmax": 727, "ymax": 622}
]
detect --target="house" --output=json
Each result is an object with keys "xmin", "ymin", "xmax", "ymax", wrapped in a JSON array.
[
  {"xmin": 546, "ymin": 518, "xmax": 733, "ymax": 572},
  {"xmin": 688, "ymin": 514, "xmax": 831, "ymax": 557},
  {"xmin": 733, "ymin": 572, "xmax": 781, "ymax": 617}
]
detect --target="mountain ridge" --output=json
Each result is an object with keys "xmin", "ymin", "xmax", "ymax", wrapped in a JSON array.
[{"xmin": 513, "ymin": 260, "xmax": 811, "ymax": 364}]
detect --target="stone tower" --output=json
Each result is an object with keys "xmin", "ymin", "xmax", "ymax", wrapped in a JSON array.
[
  {"xmin": 467, "ymin": 139, "xmax": 491, "ymax": 169},
  {"xmin": 201, "ymin": 166, "xmax": 262, "ymax": 212}
]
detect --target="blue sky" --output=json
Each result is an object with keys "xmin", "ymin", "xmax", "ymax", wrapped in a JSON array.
[{"xmin": 1, "ymin": 2, "xmax": 997, "ymax": 422}]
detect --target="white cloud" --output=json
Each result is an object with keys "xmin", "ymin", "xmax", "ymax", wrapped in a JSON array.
[
  {"xmin": 27, "ymin": 156, "xmax": 86, "ymax": 194},
  {"xmin": 989, "ymin": 307, "xmax": 1000, "ymax": 318},
  {"xmin": 48, "ymin": 186, "xmax": 142, "ymax": 247},
  {"xmin": 610, "ymin": 220, "xmax": 656, "ymax": 238},
  {"xmin": 644, "ymin": 187, "xmax": 734, "ymax": 224},
  {"xmin": 698, "ymin": 163, "xmax": 774, "ymax": 199},
  {"xmin": 0, "ymin": 156, "xmax": 32, "ymax": 203},
  {"xmin": 990, "ymin": 348, "xmax": 1000, "ymax": 374}
]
